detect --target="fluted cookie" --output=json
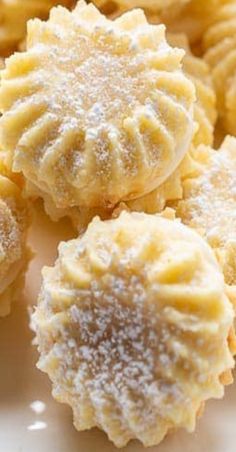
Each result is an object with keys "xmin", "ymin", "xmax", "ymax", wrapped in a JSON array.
[
  {"xmin": 32, "ymin": 211, "xmax": 235, "ymax": 448},
  {"xmin": 177, "ymin": 136, "xmax": 236, "ymax": 289},
  {"xmin": 203, "ymin": 1, "xmax": 236, "ymax": 135},
  {"xmin": 0, "ymin": 1, "xmax": 195, "ymax": 218},
  {"xmin": 0, "ymin": 154, "xmax": 30, "ymax": 316}
]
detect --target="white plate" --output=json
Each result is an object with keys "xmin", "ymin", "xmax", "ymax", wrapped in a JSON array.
[{"xmin": 0, "ymin": 204, "xmax": 235, "ymax": 452}]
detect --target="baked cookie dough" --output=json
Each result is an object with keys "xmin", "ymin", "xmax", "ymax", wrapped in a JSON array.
[
  {"xmin": 0, "ymin": 154, "xmax": 30, "ymax": 316},
  {"xmin": 32, "ymin": 211, "xmax": 235, "ymax": 448},
  {"xmin": 0, "ymin": 1, "xmax": 195, "ymax": 216},
  {"xmin": 125, "ymin": 150, "xmax": 198, "ymax": 215},
  {"xmin": 168, "ymin": 33, "xmax": 216, "ymax": 147},
  {"xmin": 176, "ymin": 135, "xmax": 236, "ymax": 289},
  {"xmin": 125, "ymin": 34, "xmax": 216, "ymax": 215}
]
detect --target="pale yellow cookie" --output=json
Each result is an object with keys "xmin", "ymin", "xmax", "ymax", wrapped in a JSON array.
[
  {"xmin": 32, "ymin": 211, "xmax": 235, "ymax": 448},
  {"xmin": 0, "ymin": 0, "xmax": 75, "ymax": 56},
  {"xmin": 203, "ymin": 1, "xmax": 236, "ymax": 135},
  {"xmin": 0, "ymin": 1, "xmax": 195, "ymax": 217},
  {"xmin": 0, "ymin": 154, "xmax": 30, "ymax": 316},
  {"xmin": 176, "ymin": 135, "xmax": 236, "ymax": 289}
]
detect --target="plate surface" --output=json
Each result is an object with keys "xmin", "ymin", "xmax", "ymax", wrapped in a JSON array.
[{"xmin": 0, "ymin": 204, "xmax": 235, "ymax": 452}]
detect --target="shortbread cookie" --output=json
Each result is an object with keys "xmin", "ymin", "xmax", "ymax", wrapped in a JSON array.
[
  {"xmin": 32, "ymin": 211, "xmax": 235, "ymax": 448},
  {"xmin": 0, "ymin": 0, "xmax": 75, "ymax": 57},
  {"xmin": 0, "ymin": 154, "xmax": 30, "ymax": 316},
  {"xmin": 176, "ymin": 135, "xmax": 236, "ymax": 288},
  {"xmin": 0, "ymin": 1, "xmax": 195, "ymax": 215},
  {"xmin": 203, "ymin": 1, "xmax": 236, "ymax": 135}
]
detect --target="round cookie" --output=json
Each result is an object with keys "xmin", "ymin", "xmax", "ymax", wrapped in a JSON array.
[
  {"xmin": 0, "ymin": 154, "xmax": 30, "ymax": 316},
  {"xmin": 32, "ymin": 211, "xmax": 235, "ymax": 448},
  {"xmin": 0, "ymin": 1, "xmax": 195, "ymax": 216}
]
